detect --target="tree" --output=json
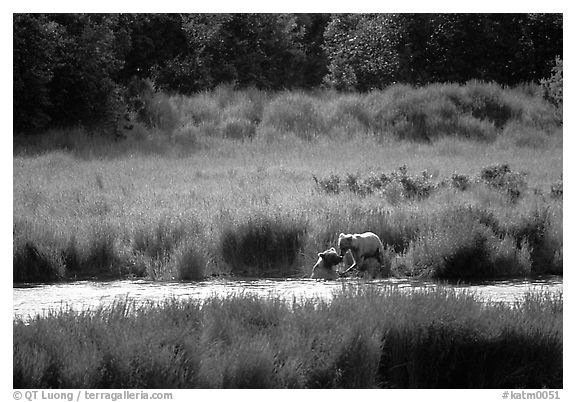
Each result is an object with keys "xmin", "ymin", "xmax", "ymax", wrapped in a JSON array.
[
  {"xmin": 153, "ymin": 14, "xmax": 308, "ymax": 93},
  {"xmin": 13, "ymin": 14, "xmax": 63, "ymax": 132},
  {"xmin": 46, "ymin": 14, "xmax": 126, "ymax": 129},
  {"xmin": 424, "ymin": 14, "xmax": 562, "ymax": 85},
  {"xmin": 323, "ymin": 14, "xmax": 401, "ymax": 90},
  {"xmin": 322, "ymin": 13, "xmax": 563, "ymax": 90}
]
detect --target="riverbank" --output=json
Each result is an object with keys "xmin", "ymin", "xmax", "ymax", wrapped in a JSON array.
[
  {"xmin": 13, "ymin": 276, "xmax": 563, "ymax": 322},
  {"xmin": 13, "ymin": 83, "xmax": 562, "ymax": 283},
  {"xmin": 13, "ymin": 286, "xmax": 562, "ymax": 388}
]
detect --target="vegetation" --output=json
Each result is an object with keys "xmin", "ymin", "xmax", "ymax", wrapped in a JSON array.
[
  {"xmin": 13, "ymin": 14, "xmax": 562, "ymax": 391},
  {"xmin": 13, "ymin": 83, "xmax": 562, "ymax": 283},
  {"xmin": 14, "ymin": 13, "xmax": 561, "ymax": 134},
  {"xmin": 13, "ymin": 286, "xmax": 563, "ymax": 388}
]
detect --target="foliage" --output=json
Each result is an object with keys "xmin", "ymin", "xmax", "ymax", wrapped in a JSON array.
[
  {"xmin": 480, "ymin": 163, "xmax": 527, "ymax": 202},
  {"xmin": 219, "ymin": 214, "xmax": 308, "ymax": 276},
  {"xmin": 153, "ymin": 14, "xmax": 308, "ymax": 93},
  {"xmin": 541, "ymin": 57, "xmax": 563, "ymax": 107},
  {"xmin": 322, "ymin": 14, "xmax": 562, "ymax": 90},
  {"xmin": 14, "ymin": 14, "xmax": 127, "ymax": 134},
  {"xmin": 14, "ymin": 13, "xmax": 562, "ymax": 134},
  {"xmin": 313, "ymin": 166, "xmax": 436, "ymax": 200},
  {"xmin": 13, "ymin": 287, "xmax": 563, "ymax": 388},
  {"xmin": 13, "ymin": 14, "xmax": 63, "ymax": 132},
  {"xmin": 12, "ymin": 85, "xmax": 562, "ymax": 283},
  {"xmin": 550, "ymin": 180, "xmax": 562, "ymax": 199},
  {"xmin": 323, "ymin": 14, "xmax": 401, "ymax": 90}
]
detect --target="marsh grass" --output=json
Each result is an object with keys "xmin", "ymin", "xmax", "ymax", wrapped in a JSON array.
[
  {"xmin": 219, "ymin": 213, "xmax": 308, "ymax": 277},
  {"xmin": 14, "ymin": 81, "xmax": 561, "ymax": 157},
  {"xmin": 13, "ymin": 83, "xmax": 562, "ymax": 282},
  {"xmin": 13, "ymin": 287, "xmax": 562, "ymax": 388}
]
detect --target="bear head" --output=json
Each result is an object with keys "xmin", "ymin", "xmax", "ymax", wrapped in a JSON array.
[
  {"xmin": 317, "ymin": 247, "xmax": 343, "ymax": 266},
  {"xmin": 311, "ymin": 247, "xmax": 343, "ymax": 279},
  {"xmin": 338, "ymin": 233, "xmax": 357, "ymax": 256}
]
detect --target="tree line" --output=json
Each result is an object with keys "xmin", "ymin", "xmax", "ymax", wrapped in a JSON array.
[{"xmin": 13, "ymin": 13, "xmax": 562, "ymax": 134}]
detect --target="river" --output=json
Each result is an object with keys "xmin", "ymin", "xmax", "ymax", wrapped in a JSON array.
[{"xmin": 13, "ymin": 276, "xmax": 563, "ymax": 321}]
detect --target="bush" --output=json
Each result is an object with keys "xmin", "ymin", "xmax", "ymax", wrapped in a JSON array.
[
  {"xmin": 173, "ymin": 241, "xmax": 207, "ymax": 281},
  {"xmin": 541, "ymin": 57, "xmax": 563, "ymax": 107},
  {"xmin": 129, "ymin": 217, "xmax": 205, "ymax": 280},
  {"xmin": 480, "ymin": 163, "xmax": 527, "ymax": 201},
  {"xmin": 313, "ymin": 166, "xmax": 436, "ymax": 200},
  {"xmin": 451, "ymin": 173, "xmax": 471, "ymax": 191},
  {"xmin": 550, "ymin": 180, "xmax": 562, "ymax": 199},
  {"xmin": 261, "ymin": 93, "xmax": 325, "ymax": 139},
  {"xmin": 219, "ymin": 214, "xmax": 308, "ymax": 276},
  {"xmin": 13, "ymin": 287, "xmax": 563, "ymax": 388},
  {"xmin": 503, "ymin": 207, "xmax": 562, "ymax": 274},
  {"xmin": 394, "ymin": 205, "xmax": 541, "ymax": 279},
  {"xmin": 13, "ymin": 242, "xmax": 66, "ymax": 282},
  {"xmin": 312, "ymin": 174, "xmax": 341, "ymax": 195},
  {"xmin": 221, "ymin": 118, "xmax": 256, "ymax": 140}
]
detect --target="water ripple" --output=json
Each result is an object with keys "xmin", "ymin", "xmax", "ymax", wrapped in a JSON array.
[{"xmin": 13, "ymin": 276, "xmax": 563, "ymax": 321}]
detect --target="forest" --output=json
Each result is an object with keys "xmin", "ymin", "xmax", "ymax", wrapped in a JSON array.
[{"xmin": 14, "ymin": 13, "xmax": 562, "ymax": 135}]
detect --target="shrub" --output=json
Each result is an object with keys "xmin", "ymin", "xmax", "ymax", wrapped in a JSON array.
[
  {"xmin": 550, "ymin": 180, "xmax": 562, "ymax": 199},
  {"xmin": 325, "ymin": 94, "xmax": 372, "ymax": 131},
  {"xmin": 312, "ymin": 174, "xmax": 341, "ymax": 195},
  {"xmin": 221, "ymin": 118, "xmax": 256, "ymax": 140},
  {"xmin": 142, "ymin": 94, "xmax": 180, "ymax": 133},
  {"xmin": 173, "ymin": 241, "xmax": 207, "ymax": 281},
  {"xmin": 261, "ymin": 93, "xmax": 325, "ymax": 139},
  {"xmin": 503, "ymin": 207, "xmax": 562, "ymax": 274},
  {"xmin": 13, "ymin": 287, "xmax": 563, "ymax": 388},
  {"xmin": 460, "ymin": 81, "xmax": 520, "ymax": 128},
  {"xmin": 219, "ymin": 214, "xmax": 308, "ymax": 276},
  {"xmin": 451, "ymin": 173, "xmax": 471, "ymax": 191},
  {"xmin": 480, "ymin": 163, "xmax": 527, "ymax": 201},
  {"xmin": 541, "ymin": 57, "xmax": 563, "ymax": 107},
  {"xmin": 13, "ymin": 242, "xmax": 66, "ymax": 282},
  {"xmin": 313, "ymin": 166, "xmax": 436, "ymax": 201},
  {"xmin": 396, "ymin": 205, "xmax": 540, "ymax": 279},
  {"xmin": 400, "ymin": 223, "xmax": 493, "ymax": 278},
  {"xmin": 392, "ymin": 166, "xmax": 435, "ymax": 199},
  {"xmin": 129, "ymin": 217, "xmax": 206, "ymax": 280}
]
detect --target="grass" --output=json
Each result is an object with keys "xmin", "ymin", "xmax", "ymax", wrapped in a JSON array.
[
  {"xmin": 13, "ymin": 286, "xmax": 563, "ymax": 388},
  {"xmin": 13, "ymin": 82, "xmax": 562, "ymax": 282}
]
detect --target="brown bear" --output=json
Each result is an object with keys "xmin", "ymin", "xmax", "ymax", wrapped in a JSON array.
[
  {"xmin": 338, "ymin": 232, "xmax": 385, "ymax": 275},
  {"xmin": 310, "ymin": 247, "xmax": 343, "ymax": 280}
]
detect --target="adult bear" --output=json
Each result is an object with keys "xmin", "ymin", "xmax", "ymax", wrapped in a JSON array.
[
  {"xmin": 338, "ymin": 232, "xmax": 384, "ymax": 275},
  {"xmin": 311, "ymin": 247, "xmax": 343, "ymax": 280}
]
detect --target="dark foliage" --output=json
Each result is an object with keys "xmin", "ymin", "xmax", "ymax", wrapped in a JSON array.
[
  {"xmin": 313, "ymin": 166, "xmax": 435, "ymax": 200},
  {"xmin": 14, "ymin": 13, "xmax": 562, "ymax": 135},
  {"xmin": 480, "ymin": 163, "xmax": 527, "ymax": 201},
  {"xmin": 220, "ymin": 215, "xmax": 308, "ymax": 276}
]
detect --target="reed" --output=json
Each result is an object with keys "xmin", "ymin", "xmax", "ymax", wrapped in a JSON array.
[
  {"xmin": 13, "ymin": 286, "xmax": 562, "ymax": 388},
  {"xmin": 13, "ymin": 83, "xmax": 562, "ymax": 282}
]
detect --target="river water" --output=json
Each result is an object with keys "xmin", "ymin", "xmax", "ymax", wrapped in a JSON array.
[{"xmin": 13, "ymin": 276, "xmax": 563, "ymax": 321}]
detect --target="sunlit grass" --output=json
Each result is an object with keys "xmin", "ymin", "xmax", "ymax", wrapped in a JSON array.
[
  {"xmin": 13, "ymin": 83, "xmax": 562, "ymax": 282},
  {"xmin": 13, "ymin": 286, "xmax": 562, "ymax": 388}
]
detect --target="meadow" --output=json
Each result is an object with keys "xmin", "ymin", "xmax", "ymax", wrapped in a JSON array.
[
  {"xmin": 13, "ymin": 82, "xmax": 563, "ymax": 282},
  {"xmin": 13, "ymin": 286, "xmax": 563, "ymax": 388}
]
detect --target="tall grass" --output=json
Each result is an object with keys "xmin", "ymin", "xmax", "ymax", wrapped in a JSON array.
[
  {"xmin": 14, "ymin": 81, "xmax": 561, "ymax": 156},
  {"xmin": 13, "ymin": 286, "xmax": 562, "ymax": 388},
  {"xmin": 13, "ymin": 82, "xmax": 562, "ymax": 282}
]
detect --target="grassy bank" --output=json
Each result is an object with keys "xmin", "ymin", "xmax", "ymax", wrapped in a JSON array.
[
  {"xmin": 13, "ymin": 82, "xmax": 562, "ymax": 282},
  {"xmin": 13, "ymin": 286, "xmax": 563, "ymax": 388}
]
